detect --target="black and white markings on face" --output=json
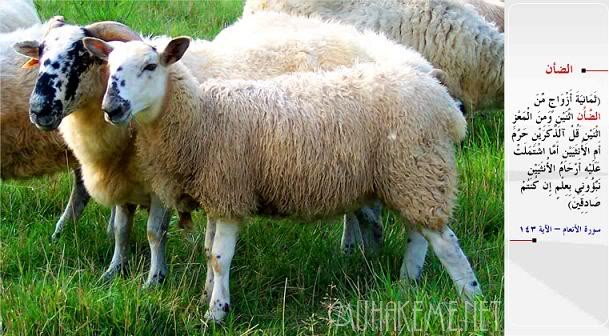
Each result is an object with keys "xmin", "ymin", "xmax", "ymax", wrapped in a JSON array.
[
  {"xmin": 105, "ymin": 77, "xmax": 132, "ymax": 118},
  {"xmin": 99, "ymin": 41, "xmax": 170, "ymax": 123},
  {"xmin": 30, "ymin": 25, "xmax": 103, "ymax": 122}
]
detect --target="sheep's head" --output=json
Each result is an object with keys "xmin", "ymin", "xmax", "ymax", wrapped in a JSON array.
[
  {"xmin": 13, "ymin": 19, "xmax": 142, "ymax": 131},
  {"xmin": 82, "ymin": 37, "xmax": 190, "ymax": 125}
]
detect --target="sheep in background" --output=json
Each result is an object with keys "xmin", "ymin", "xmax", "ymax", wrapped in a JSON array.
[
  {"xmin": 243, "ymin": 0, "xmax": 504, "ymax": 113},
  {"xmin": 0, "ymin": 0, "xmax": 40, "ymax": 33},
  {"xmin": 15, "ymin": 14, "xmax": 444, "ymax": 288},
  {"xmin": 1, "ymin": 15, "xmax": 93, "ymax": 240},
  {"xmin": 85, "ymin": 36, "xmax": 481, "ymax": 322},
  {"xmin": 462, "ymin": 0, "xmax": 504, "ymax": 32},
  {"xmin": 212, "ymin": 10, "xmax": 434, "ymax": 74}
]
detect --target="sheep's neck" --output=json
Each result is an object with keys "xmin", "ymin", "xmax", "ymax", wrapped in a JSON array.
[
  {"xmin": 137, "ymin": 64, "xmax": 210, "ymax": 197},
  {"xmin": 59, "ymin": 100, "xmax": 133, "ymax": 170}
]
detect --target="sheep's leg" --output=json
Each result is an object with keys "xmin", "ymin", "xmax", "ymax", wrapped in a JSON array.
[
  {"xmin": 399, "ymin": 228, "xmax": 429, "ymax": 281},
  {"xmin": 202, "ymin": 216, "xmax": 217, "ymax": 305},
  {"xmin": 51, "ymin": 167, "xmax": 91, "ymax": 241},
  {"xmin": 101, "ymin": 204, "xmax": 135, "ymax": 282},
  {"xmin": 341, "ymin": 201, "xmax": 384, "ymax": 255},
  {"xmin": 421, "ymin": 226, "xmax": 482, "ymax": 302},
  {"xmin": 204, "ymin": 218, "xmax": 239, "ymax": 323},
  {"xmin": 355, "ymin": 200, "xmax": 383, "ymax": 253},
  {"xmin": 340, "ymin": 213, "xmax": 363, "ymax": 254},
  {"xmin": 143, "ymin": 195, "xmax": 172, "ymax": 288},
  {"xmin": 106, "ymin": 207, "xmax": 116, "ymax": 239}
]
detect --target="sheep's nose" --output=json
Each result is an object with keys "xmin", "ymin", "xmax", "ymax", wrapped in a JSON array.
[{"xmin": 29, "ymin": 112, "xmax": 60, "ymax": 131}]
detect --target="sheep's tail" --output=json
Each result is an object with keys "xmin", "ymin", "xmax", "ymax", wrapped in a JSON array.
[
  {"xmin": 449, "ymin": 108, "xmax": 468, "ymax": 143},
  {"xmin": 428, "ymin": 68, "xmax": 467, "ymax": 143}
]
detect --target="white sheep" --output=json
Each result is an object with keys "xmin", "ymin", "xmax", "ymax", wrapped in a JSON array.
[
  {"xmin": 207, "ymin": 10, "xmax": 461, "ymax": 277},
  {"xmin": 14, "ymin": 14, "xmax": 444, "ymax": 287},
  {"xmin": 243, "ymin": 0, "xmax": 504, "ymax": 113},
  {"xmin": 84, "ymin": 36, "xmax": 481, "ymax": 322},
  {"xmin": 0, "ymin": 0, "xmax": 40, "ymax": 33},
  {"xmin": 461, "ymin": 0, "xmax": 504, "ymax": 32},
  {"xmin": 212, "ymin": 10, "xmax": 434, "ymax": 74}
]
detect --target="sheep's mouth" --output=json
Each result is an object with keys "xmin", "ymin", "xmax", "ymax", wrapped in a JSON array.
[
  {"xmin": 104, "ymin": 111, "xmax": 132, "ymax": 126},
  {"xmin": 29, "ymin": 114, "xmax": 62, "ymax": 131},
  {"xmin": 33, "ymin": 121, "xmax": 62, "ymax": 131}
]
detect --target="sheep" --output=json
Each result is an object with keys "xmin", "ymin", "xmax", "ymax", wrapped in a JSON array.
[
  {"xmin": 461, "ymin": 0, "xmax": 504, "ymax": 32},
  {"xmin": 1, "ymin": 16, "xmax": 93, "ymax": 240},
  {"xmin": 191, "ymin": 10, "xmax": 446, "ymax": 254},
  {"xmin": 84, "ymin": 36, "xmax": 482, "ymax": 322},
  {"xmin": 14, "ymin": 15, "xmax": 443, "ymax": 287},
  {"xmin": 0, "ymin": 0, "xmax": 40, "ymax": 33},
  {"xmin": 212, "ymin": 10, "xmax": 434, "ymax": 75},
  {"xmin": 243, "ymin": 0, "xmax": 504, "ymax": 113},
  {"xmin": 12, "ymin": 20, "xmax": 185, "ymax": 287},
  {"xmin": 203, "ymin": 11, "xmax": 462, "ymax": 255}
]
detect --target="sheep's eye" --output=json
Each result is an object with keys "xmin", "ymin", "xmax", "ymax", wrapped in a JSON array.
[{"xmin": 144, "ymin": 63, "xmax": 157, "ymax": 71}]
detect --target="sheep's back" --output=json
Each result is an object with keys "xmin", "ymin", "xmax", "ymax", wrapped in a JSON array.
[
  {"xmin": 198, "ymin": 64, "xmax": 461, "ymax": 218},
  {"xmin": 184, "ymin": 11, "xmax": 432, "ymax": 83},
  {"xmin": 244, "ymin": 0, "xmax": 504, "ymax": 111}
]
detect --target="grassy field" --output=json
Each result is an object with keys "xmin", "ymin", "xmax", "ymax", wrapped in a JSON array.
[{"xmin": 0, "ymin": 0, "xmax": 504, "ymax": 334}]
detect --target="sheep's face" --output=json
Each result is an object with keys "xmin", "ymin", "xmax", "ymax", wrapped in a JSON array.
[
  {"xmin": 83, "ymin": 37, "xmax": 190, "ymax": 125},
  {"xmin": 14, "ymin": 24, "xmax": 103, "ymax": 131}
]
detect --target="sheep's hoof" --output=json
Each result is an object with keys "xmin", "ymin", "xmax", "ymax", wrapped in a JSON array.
[
  {"xmin": 99, "ymin": 270, "xmax": 117, "ymax": 283},
  {"xmin": 204, "ymin": 301, "xmax": 229, "ymax": 323},
  {"xmin": 399, "ymin": 263, "xmax": 423, "ymax": 283},
  {"xmin": 361, "ymin": 229, "xmax": 383, "ymax": 254},
  {"xmin": 100, "ymin": 263, "xmax": 126, "ymax": 282},
  {"xmin": 204, "ymin": 311, "xmax": 223, "ymax": 324},
  {"xmin": 341, "ymin": 242, "xmax": 357, "ymax": 255},
  {"xmin": 51, "ymin": 232, "xmax": 61, "ymax": 242},
  {"xmin": 143, "ymin": 271, "xmax": 166, "ymax": 288},
  {"xmin": 461, "ymin": 281, "xmax": 483, "ymax": 305}
]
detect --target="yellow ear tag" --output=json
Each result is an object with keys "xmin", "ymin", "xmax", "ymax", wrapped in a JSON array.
[{"xmin": 21, "ymin": 58, "xmax": 39, "ymax": 69}]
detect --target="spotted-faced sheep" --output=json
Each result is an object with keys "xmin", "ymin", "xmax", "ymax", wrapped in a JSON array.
[
  {"xmin": 12, "ymin": 20, "xmax": 185, "ymax": 287},
  {"xmin": 85, "ymin": 36, "xmax": 481, "ymax": 322},
  {"xmin": 15, "ymin": 14, "xmax": 444, "ymax": 287},
  {"xmin": 1, "ymin": 16, "xmax": 93, "ymax": 240},
  {"xmin": 243, "ymin": 0, "xmax": 504, "ymax": 113}
]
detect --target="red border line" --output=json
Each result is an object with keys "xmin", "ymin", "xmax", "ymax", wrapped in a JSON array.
[
  {"xmin": 581, "ymin": 68, "xmax": 608, "ymax": 73},
  {"xmin": 509, "ymin": 238, "xmax": 537, "ymax": 243}
]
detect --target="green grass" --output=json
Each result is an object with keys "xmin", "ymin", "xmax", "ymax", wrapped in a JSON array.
[{"xmin": 1, "ymin": 1, "xmax": 504, "ymax": 334}]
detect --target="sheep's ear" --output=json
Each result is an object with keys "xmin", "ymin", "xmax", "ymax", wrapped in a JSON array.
[
  {"xmin": 47, "ymin": 16, "xmax": 65, "ymax": 30},
  {"xmin": 429, "ymin": 68, "xmax": 447, "ymax": 85},
  {"xmin": 13, "ymin": 40, "xmax": 39, "ymax": 59},
  {"xmin": 160, "ymin": 36, "xmax": 190, "ymax": 66},
  {"xmin": 82, "ymin": 37, "xmax": 113, "ymax": 61},
  {"xmin": 13, "ymin": 41, "xmax": 40, "ymax": 68}
]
